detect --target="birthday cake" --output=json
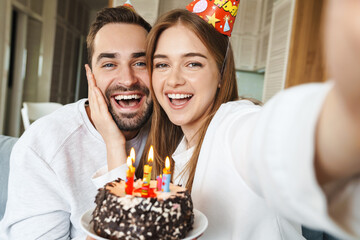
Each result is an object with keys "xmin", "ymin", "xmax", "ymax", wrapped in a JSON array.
[{"xmin": 91, "ymin": 178, "xmax": 194, "ymax": 240}]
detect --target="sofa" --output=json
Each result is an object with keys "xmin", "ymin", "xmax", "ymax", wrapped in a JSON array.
[{"xmin": 0, "ymin": 135, "xmax": 18, "ymax": 220}]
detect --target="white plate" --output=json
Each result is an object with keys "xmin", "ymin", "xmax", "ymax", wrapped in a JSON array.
[{"xmin": 80, "ymin": 208, "xmax": 208, "ymax": 240}]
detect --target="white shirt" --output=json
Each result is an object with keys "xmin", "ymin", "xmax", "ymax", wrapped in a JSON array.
[
  {"xmin": 173, "ymin": 82, "xmax": 360, "ymax": 239},
  {"xmin": 172, "ymin": 137, "xmax": 194, "ymax": 186},
  {"xmin": 0, "ymin": 99, "xmax": 149, "ymax": 240}
]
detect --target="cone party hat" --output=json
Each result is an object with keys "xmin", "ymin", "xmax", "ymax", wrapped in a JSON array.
[
  {"xmin": 123, "ymin": 0, "xmax": 135, "ymax": 11},
  {"xmin": 186, "ymin": 0, "xmax": 240, "ymax": 36}
]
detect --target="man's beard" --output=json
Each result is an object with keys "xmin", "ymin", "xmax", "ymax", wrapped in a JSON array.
[{"xmin": 106, "ymin": 83, "xmax": 153, "ymax": 132}]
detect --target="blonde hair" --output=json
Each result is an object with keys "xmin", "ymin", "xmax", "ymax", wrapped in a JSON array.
[{"xmin": 137, "ymin": 9, "xmax": 239, "ymax": 192}]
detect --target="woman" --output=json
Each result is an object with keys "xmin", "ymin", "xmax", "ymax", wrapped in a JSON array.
[{"xmin": 87, "ymin": 3, "xmax": 360, "ymax": 239}]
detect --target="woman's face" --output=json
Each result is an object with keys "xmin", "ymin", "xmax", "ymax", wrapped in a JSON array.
[{"xmin": 152, "ymin": 24, "xmax": 220, "ymax": 138}]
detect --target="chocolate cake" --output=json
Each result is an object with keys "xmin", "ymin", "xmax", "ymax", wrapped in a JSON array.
[{"xmin": 92, "ymin": 178, "xmax": 194, "ymax": 240}]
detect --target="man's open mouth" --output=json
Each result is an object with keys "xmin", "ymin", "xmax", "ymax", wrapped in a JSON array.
[{"xmin": 114, "ymin": 94, "xmax": 142, "ymax": 108}]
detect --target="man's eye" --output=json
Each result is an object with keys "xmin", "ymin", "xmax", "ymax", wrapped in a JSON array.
[
  {"xmin": 102, "ymin": 63, "xmax": 115, "ymax": 68},
  {"xmin": 134, "ymin": 62, "xmax": 146, "ymax": 67}
]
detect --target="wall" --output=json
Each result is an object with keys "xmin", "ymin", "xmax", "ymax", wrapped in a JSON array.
[
  {"xmin": 0, "ymin": 0, "xmax": 11, "ymax": 134},
  {"xmin": 236, "ymin": 71, "xmax": 264, "ymax": 102}
]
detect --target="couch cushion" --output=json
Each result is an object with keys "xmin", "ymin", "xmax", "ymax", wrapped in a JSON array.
[{"xmin": 0, "ymin": 135, "xmax": 18, "ymax": 220}]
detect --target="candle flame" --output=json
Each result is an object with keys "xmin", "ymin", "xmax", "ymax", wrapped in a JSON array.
[
  {"xmin": 130, "ymin": 147, "xmax": 135, "ymax": 163},
  {"xmin": 127, "ymin": 156, "xmax": 132, "ymax": 167},
  {"xmin": 148, "ymin": 145, "xmax": 154, "ymax": 164},
  {"xmin": 165, "ymin": 156, "xmax": 170, "ymax": 170}
]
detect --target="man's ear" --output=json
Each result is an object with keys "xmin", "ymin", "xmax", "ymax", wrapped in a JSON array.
[{"xmin": 85, "ymin": 64, "xmax": 96, "ymax": 88}]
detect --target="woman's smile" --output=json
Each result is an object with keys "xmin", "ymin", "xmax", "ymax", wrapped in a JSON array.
[{"xmin": 152, "ymin": 23, "xmax": 219, "ymax": 133}]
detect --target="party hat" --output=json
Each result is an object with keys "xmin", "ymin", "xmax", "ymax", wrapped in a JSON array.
[
  {"xmin": 123, "ymin": 0, "xmax": 135, "ymax": 11},
  {"xmin": 186, "ymin": 0, "xmax": 240, "ymax": 36}
]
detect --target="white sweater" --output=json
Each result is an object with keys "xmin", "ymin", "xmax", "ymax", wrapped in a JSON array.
[
  {"xmin": 173, "ymin": 82, "xmax": 360, "ymax": 239},
  {"xmin": 0, "ymin": 99, "xmax": 149, "ymax": 240}
]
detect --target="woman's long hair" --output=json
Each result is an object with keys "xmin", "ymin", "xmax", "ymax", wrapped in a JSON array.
[{"xmin": 137, "ymin": 9, "xmax": 239, "ymax": 192}]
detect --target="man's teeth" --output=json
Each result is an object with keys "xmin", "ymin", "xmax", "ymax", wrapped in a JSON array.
[
  {"xmin": 114, "ymin": 94, "xmax": 141, "ymax": 100},
  {"xmin": 167, "ymin": 93, "xmax": 192, "ymax": 99}
]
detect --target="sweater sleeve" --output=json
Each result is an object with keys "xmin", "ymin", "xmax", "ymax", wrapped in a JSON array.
[
  {"xmin": 236, "ymin": 82, "xmax": 360, "ymax": 239},
  {"xmin": 91, "ymin": 164, "xmax": 128, "ymax": 189},
  {"xmin": 0, "ymin": 140, "xmax": 71, "ymax": 239}
]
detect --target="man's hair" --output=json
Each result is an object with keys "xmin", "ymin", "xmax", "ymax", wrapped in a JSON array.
[{"xmin": 86, "ymin": 6, "xmax": 152, "ymax": 67}]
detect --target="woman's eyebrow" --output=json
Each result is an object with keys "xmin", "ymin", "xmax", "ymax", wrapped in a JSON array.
[
  {"xmin": 153, "ymin": 54, "xmax": 167, "ymax": 59},
  {"xmin": 183, "ymin": 53, "xmax": 207, "ymax": 59},
  {"xmin": 153, "ymin": 53, "xmax": 207, "ymax": 59}
]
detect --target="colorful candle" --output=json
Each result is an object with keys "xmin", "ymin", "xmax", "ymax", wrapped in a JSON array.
[
  {"xmin": 161, "ymin": 156, "xmax": 171, "ymax": 192},
  {"xmin": 125, "ymin": 156, "xmax": 135, "ymax": 195},
  {"xmin": 141, "ymin": 178, "xmax": 150, "ymax": 198},
  {"xmin": 156, "ymin": 174, "xmax": 162, "ymax": 191},
  {"xmin": 143, "ymin": 145, "xmax": 154, "ymax": 184}
]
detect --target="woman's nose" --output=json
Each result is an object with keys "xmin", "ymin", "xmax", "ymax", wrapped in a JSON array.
[{"xmin": 166, "ymin": 67, "xmax": 185, "ymax": 88}]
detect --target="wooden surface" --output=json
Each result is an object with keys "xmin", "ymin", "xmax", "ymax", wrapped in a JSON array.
[{"xmin": 285, "ymin": 0, "xmax": 327, "ymax": 88}]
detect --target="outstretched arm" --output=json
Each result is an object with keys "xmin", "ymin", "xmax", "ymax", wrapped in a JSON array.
[
  {"xmin": 314, "ymin": 0, "xmax": 360, "ymax": 185},
  {"xmin": 85, "ymin": 64, "xmax": 127, "ymax": 171},
  {"xmin": 315, "ymin": 88, "xmax": 360, "ymax": 185}
]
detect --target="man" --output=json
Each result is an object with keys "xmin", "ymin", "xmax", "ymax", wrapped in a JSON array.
[{"xmin": 0, "ymin": 6, "xmax": 152, "ymax": 239}]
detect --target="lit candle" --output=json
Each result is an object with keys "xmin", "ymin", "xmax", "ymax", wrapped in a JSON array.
[
  {"xmin": 156, "ymin": 174, "xmax": 162, "ymax": 191},
  {"xmin": 141, "ymin": 178, "xmax": 150, "ymax": 198},
  {"xmin": 125, "ymin": 156, "xmax": 135, "ymax": 195},
  {"xmin": 130, "ymin": 147, "xmax": 135, "ymax": 164},
  {"xmin": 161, "ymin": 156, "xmax": 171, "ymax": 192},
  {"xmin": 143, "ymin": 145, "xmax": 153, "ymax": 184}
]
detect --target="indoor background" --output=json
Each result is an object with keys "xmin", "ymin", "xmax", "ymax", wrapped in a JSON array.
[{"xmin": 0, "ymin": 0, "xmax": 327, "ymax": 137}]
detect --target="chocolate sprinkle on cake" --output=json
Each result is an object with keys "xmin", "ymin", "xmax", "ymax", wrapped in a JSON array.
[{"xmin": 92, "ymin": 179, "xmax": 194, "ymax": 240}]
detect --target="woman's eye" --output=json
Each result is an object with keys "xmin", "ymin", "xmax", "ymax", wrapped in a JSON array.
[
  {"xmin": 188, "ymin": 62, "xmax": 202, "ymax": 68},
  {"xmin": 102, "ymin": 63, "xmax": 115, "ymax": 68},
  {"xmin": 154, "ymin": 63, "xmax": 168, "ymax": 69}
]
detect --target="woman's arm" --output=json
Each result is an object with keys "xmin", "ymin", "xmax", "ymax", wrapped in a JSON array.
[
  {"xmin": 85, "ymin": 64, "xmax": 127, "ymax": 171},
  {"xmin": 314, "ymin": 0, "xmax": 360, "ymax": 185},
  {"xmin": 315, "ymin": 88, "xmax": 360, "ymax": 185}
]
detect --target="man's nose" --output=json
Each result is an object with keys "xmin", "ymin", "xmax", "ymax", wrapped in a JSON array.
[
  {"xmin": 166, "ymin": 67, "xmax": 185, "ymax": 88},
  {"xmin": 117, "ymin": 65, "xmax": 137, "ymax": 86}
]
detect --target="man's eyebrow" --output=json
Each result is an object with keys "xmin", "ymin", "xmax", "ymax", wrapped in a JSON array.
[
  {"xmin": 132, "ymin": 52, "xmax": 146, "ymax": 58},
  {"xmin": 96, "ymin": 53, "xmax": 118, "ymax": 64},
  {"xmin": 96, "ymin": 52, "xmax": 145, "ymax": 64}
]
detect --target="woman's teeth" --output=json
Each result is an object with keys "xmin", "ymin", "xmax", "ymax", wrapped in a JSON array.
[
  {"xmin": 167, "ymin": 93, "xmax": 192, "ymax": 99},
  {"xmin": 167, "ymin": 93, "xmax": 193, "ymax": 106}
]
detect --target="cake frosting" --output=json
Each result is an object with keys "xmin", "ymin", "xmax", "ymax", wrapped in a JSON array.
[{"xmin": 92, "ymin": 178, "xmax": 194, "ymax": 240}]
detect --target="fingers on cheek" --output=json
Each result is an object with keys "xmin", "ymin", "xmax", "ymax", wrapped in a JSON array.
[{"xmin": 95, "ymin": 88, "xmax": 104, "ymax": 99}]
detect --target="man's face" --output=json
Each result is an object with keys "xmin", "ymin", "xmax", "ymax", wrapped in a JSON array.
[{"xmin": 91, "ymin": 23, "xmax": 152, "ymax": 132}]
